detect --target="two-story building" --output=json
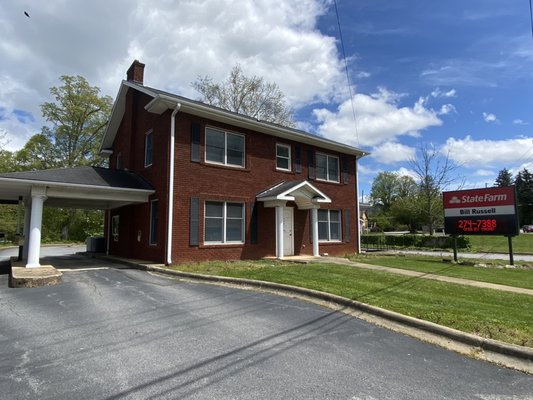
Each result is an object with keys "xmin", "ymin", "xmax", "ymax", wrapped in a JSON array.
[{"xmin": 101, "ymin": 60, "xmax": 368, "ymax": 264}]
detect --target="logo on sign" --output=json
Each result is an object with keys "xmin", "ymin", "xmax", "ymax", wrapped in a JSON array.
[{"xmin": 449, "ymin": 196, "xmax": 461, "ymax": 204}]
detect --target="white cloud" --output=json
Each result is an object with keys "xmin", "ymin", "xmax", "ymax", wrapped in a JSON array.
[
  {"xmin": 395, "ymin": 167, "xmax": 418, "ymax": 181},
  {"xmin": 474, "ymin": 169, "xmax": 494, "ymax": 177},
  {"xmin": 431, "ymin": 88, "xmax": 456, "ymax": 98},
  {"xmin": 513, "ymin": 119, "xmax": 529, "ymax": 125},
  {"xmin": 0, "ymin": 0, "xmax": 346, "ymax": 150},
  {"xmin": 370, "ymin": 142, "xmax": 416, "ymax": 164},
  {"xmin": 442, "ymin": 135, "xmax": 533, "ymax": 166},
  {"xmin": 313, "ymin": 88, "xmax": 443, "ymax": 147},
  {"xmin": 438, "ymin": 104, "xmax": 456, "ymax": 115},
  {"xmin": 483, "ymin": 112, "xmax": 498, "ymax": 123}
]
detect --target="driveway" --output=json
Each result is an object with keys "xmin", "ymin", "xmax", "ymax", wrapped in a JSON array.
[{"xmin": 0, "ymin": 256, "xmax": 531, "ymax": 399}]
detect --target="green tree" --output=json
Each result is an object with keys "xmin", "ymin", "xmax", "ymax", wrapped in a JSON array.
[
  {"xmin": 192, "ymin": 65, "xmax": 295, "ymax": 127},
  {"xmin": 14, "ymin": 134, "xmax": 58, "ymax": 171},
  {"xmin": 515, "ymin": 168, "xmax": 533, "ymax": 225},
  {"xmin": 370, "ymin": 171, "xmax": 401, "ymax": 211},
  {"xmin": 494, "ymin": 168, "xmax": 513, "ymax": 187},
  {"xmin": 41, "ymin": 75, "xmax": 113, "ymax": 167}
]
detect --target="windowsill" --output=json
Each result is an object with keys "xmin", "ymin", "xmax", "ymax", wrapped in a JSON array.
[
  {"xmin": 316, "ymin": 178, "xmax": 340, "ymax": 185},
  {"xmin": 276, "ymin": 168, "xmax": 293, "ymax": 174},
  {"xmin": 318, "ymin": 240, "xmax": 343, "ymax": 244},
  {"xmin": 201, "ymin": 161, "xmax": 250, "ymax": 172},
  {"xmin": 200, "ymin": 243, "xmax": 245, "ymax": 249}
]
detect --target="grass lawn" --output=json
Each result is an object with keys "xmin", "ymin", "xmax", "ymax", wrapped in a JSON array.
[
  {"xmin": 172, "ymin": 260, "xmax": 533, "ymax": 348},
  {"xmin": 467, "ymin": 234, "xmax": 533, "ymax": 254},
  {"xmin": 350, "ymin": 254, "xmax": 533, "ymax": 290}
]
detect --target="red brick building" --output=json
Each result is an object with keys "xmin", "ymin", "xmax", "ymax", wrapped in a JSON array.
[{"xmin": 101, "ymin": 60, "xmax": 368, "ymax": 264}]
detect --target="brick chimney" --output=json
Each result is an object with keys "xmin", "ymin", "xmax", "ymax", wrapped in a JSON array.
[{"xmin": 126, "ymin": 60, "xmax": 145, "ymax": 84}]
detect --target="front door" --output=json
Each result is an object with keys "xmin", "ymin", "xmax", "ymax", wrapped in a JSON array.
[{"xmin": 283, "ymin": 207, "xmax": 294, "ymax": 256}]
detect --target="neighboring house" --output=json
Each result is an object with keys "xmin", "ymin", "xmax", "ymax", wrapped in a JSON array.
[{"xmin": 100, "ymin": 60, "xmax": 368, "ymax": 264}]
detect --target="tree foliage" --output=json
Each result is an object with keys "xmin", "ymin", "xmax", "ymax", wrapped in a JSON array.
[
  {"xmin": 515, "ymin": 168, "xmax": 533, "ymax": 225},
  {"xmin": 494, "ymin": 168, "xmax": 513, "ymax": 187},
  {"xmin": 192, "ymin": 65, "xmax": 295, "ymax": 127},
  {"xmin": 41, "ymin": 75, "xmax": 113, "ymax": 168}
]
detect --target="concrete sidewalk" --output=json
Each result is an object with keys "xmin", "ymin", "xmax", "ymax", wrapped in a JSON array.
[{"xmin": 285, "ymin": 255, "xmax": 533, "ymax": 296}]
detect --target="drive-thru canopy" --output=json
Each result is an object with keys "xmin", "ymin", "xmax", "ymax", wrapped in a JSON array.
[{"xmin": 0, "ymin": 166, "xmax": 154, "ymax": 267}]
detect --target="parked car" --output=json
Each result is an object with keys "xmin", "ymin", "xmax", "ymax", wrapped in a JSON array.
[{"xmin": 522, "ymin": 225, "xmax": 533, "ymax": 233}]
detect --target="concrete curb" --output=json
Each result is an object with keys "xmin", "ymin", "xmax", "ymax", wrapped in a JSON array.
[
  {"xmin": 131, "ymin": 264, "xmax": 533, "ymax": 365},
  {"xmin": 95, "ymin": 255, "xmax": 532, "ymax": 373}
]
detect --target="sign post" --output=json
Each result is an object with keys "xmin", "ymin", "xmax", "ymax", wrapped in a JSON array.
[{"xmin": 443, "ymin": 186, "xmax": 518, "ymax": 263}]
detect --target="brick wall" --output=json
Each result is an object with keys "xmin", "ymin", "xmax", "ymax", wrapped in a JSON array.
[{"xmin": 106, "ymin": 88, "xmax": 361, "ymax": 264}]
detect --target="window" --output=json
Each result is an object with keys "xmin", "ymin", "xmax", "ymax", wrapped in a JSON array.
[
  {"xmin": 315, "ymin": 153, "xmax": 339, "ymax": 182},
  {"xmin": 112, "ymin": 215, "xmax": 119, "ymax": 242},
  {"xmin": 205, "ymin": 127, "xmax": 245, "ymax": 167},
  {"xmin": 145, "ymin": 130, "xmax": 153, "ymax": 167},
  {"xmin": 276, "ymin": 143, "xmax": 291, "ymax": 171},
  {"xmin": 149, "ymin": 200, "xmax": 159, "ymax": 245},
  {"xmin": 204, "ymin": 201, "xmax": 244, "ymax": 244},
  {"xmin": 318, "ymin": 209, "xmax": 341, "ymax": 242}
]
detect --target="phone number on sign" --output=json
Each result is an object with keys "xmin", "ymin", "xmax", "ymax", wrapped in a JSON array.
[{"xmin": 457, "ymin": 219, "xmax": 497, "ymax": 232}]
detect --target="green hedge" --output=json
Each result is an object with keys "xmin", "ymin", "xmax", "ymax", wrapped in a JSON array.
[{"xmin": 361, "ymin": 234, "xmax": 470, "ymax": 250}]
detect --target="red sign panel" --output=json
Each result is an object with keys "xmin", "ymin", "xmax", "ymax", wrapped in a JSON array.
[{"xmin": 443, "ymin": 186, "xmax": 518, "ymax": 236}]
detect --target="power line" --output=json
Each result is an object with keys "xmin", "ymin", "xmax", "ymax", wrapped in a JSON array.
[
  {"xmin": 333, "ymin": 0, "xmax": 360, "ymax": 148},
  {"xmin": 530, "ymin": 0, "xmax": 533, "ymax": 40}
]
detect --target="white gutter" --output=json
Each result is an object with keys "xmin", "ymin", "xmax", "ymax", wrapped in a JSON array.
[{"xmin": 167, "ymin": 103, "xmax": 181, "ymax": 265}]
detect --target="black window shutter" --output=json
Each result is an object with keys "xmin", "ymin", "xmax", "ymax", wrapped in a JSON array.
[
  {"xmin": 191, "ymin": 123, "xmax": 201, "ymax": 162},
  {"xmin": 307, "ymin": 149, "xmax": 315, "ymax": 180},
  {"xmin": 295, "ymin": 145, "xmax": 302, "ymax": 174},
  {"xmin": 342, "ymin": 156, "xmax": 350, "ymax": 185},
  {"xmin": 250, "ymin": 202, "xmax": 259, "ymax": 244},
  {"xmin": 190, "ymin": 197, "xmax": 199, "ymax": 246},
  {"xmin": 344, "ymin": 209, "xmax": 351, "ymax": 243}
]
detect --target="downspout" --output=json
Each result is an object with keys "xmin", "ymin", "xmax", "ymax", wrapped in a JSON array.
[
  {"xmin": 167, "ymin": 103, "xmax": 181, "ymax": 265},
  {"xmin": 355, "ymin": 155, "xmax": 362, "ymax": 254}
]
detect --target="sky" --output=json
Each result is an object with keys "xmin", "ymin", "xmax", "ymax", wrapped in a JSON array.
[{"xmin": 1, "ymin": 0, "xmax": 532, "ymax": 199}]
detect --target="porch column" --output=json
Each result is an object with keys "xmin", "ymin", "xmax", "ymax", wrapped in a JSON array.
[
  {"xmin": 311, "ymin": 207, "xmax": 320, "ymax": 257},
  {"xmin": 26, "ymin": 187, "xmax": 47, "ymax": 268},
  {"xmin": 22, "ymin": 201, "xmax": 31, "ymax": 260},
  {"xmin": 276, "ymin": 205, "xmax": 284, "ymax": 259}
]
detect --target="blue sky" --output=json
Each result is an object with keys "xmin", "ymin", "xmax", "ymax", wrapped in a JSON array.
[{"xmin": 1, "ymin": 0, "xmax": 532, "ymax": 199}]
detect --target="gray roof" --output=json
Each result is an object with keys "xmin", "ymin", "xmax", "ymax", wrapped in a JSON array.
[
  {"xmin": 256, "ymin": 180, "xmax": 307, "ymax": 199},
  {"xmin": 101, "ymin": 79, "xmax": 369, "ymax": 158},
  {"xmin": 0, "ymin": 167, "xmax": 154, "ymax": 191}
]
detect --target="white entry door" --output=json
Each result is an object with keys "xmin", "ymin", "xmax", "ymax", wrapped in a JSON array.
[{"xmin": 283, "ymin": 207, "xmax": 294, "ymax": 256}]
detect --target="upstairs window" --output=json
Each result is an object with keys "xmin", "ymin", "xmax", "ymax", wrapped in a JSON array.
[
  {"xmin": 318, "ymin": 209, "xmax": 341, "ymax": 242},
  {"xmin": 276, "ymin": 143, "xmax": 291, "ymax": 171},
  {"xmin": 145, "ymin": 130, "xmax": 153, "ymax": 167},
  {"xmin": 205, "ymin": 127, "xmax": 245, "ymax": 168},
  {"xmin": 315, "ymin": 152, "xmax": 339, "ymax": 182}
]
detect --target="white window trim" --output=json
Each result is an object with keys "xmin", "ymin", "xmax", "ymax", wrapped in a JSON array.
[
  {"xmin": 144, "ymin": 129, "xmax": 154, "ymax": 167},
  {"xmin": 149, "ymin": 199, "xmax": 158, "ymax": 246},
  {"xmin": 316, "ymin": 152, "xmax": 340, "ymax": 183},
  {"xmin": 204, "ymin": 127, "xmax": 245, "ymax": 168},
  {"xmin": 276, "ymin": 143, "xmax": 291, "ymax": 171},
  {"xmin": 318, "ymin": 209, "xmax": 342, "ymax": 242},
  {"xmin": 204, "ymin": 201, "xmax": 245, "ymax": 245}
]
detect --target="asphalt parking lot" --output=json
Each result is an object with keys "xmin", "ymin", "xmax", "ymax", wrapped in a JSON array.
[{"xmin": 0, "ymin": 254, "xmax": 532, "ymax": 399}]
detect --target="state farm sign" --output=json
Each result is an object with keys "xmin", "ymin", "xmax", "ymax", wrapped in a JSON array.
[{"xmin": 443, "ymin": 186, "xmax": 518, "ymax": 236}]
